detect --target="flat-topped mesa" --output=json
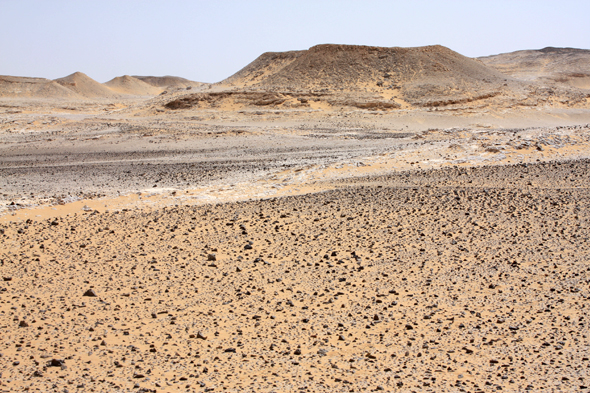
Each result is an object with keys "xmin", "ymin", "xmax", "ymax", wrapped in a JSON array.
[
  {"xmin": 166, "ymin": 44, "xmax": 590, "ymax": 111},
  {"xmin": 221, "ymin": 44, "xmax": 509, "ymax": 93},
  {"xmin": 165, "ymin": 44, "xmax": 521, "ymax": 110}
]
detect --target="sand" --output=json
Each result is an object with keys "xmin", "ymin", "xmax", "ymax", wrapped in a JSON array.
[
  {"xmin": 54, "ymin": 72, "xmax": 121, "ymax": 99},
  {"xmin": 133, "ymin": 76, "xmax": 205, "ymax": 90},
  {"xmin": 2, "ymin": 160, "xmax": 590, "ymax": 392},
  {"xmin": 105, "ymin": 76, "xmax": 164, "ymax": 96}
]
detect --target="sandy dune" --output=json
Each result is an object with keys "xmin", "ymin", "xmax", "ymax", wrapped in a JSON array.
[
  {"xmin": 55, "ymin": 72, "xmax": 121, "ymax": 99},
  {"xmin": 133, "ymin": 76, "xmax": 205, "ymax": 90},
  {"xmin": 105, "ymin": 76, "xmax": 164, "ymax": 96},
  {"xmin": 0, "ymin": 72, "xmax": 204, "ymax": 102}
]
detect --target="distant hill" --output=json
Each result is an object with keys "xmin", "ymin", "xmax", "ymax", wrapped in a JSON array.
[
  {"xmin": 214, "ymin": 44, "xmax": 533, "ymax": 106},
  {"xmin": 0, "ymin": 75, "xmax": 81, "ymax": 98},
  {"xmin": 167, "ymin": 44, "xmax": 543, "ymax": 110},
  {"xmin": 104, "ymin": 75, "xmax": 163, "ymax": 96},
  {"xmin": 479, "ymin": 47, "xmax": 590, "ymax": 90},
  {"xmin": 133, "ymin": 75, "xmax": 205, "ymax": 89},
  {"xmin": 0, "ymin": 72, "xmax": 204, "ymax": 100},
  {"xmin": 55, "ymin": 72, "xmax": 120, "ymax": 98},
  {"xmin": 221, "ymin": 44, "xmax": 507, "ymax": 89},
  {"xmin": 166, "ymin": 44, "xmax": 590, "ymax": 111}
]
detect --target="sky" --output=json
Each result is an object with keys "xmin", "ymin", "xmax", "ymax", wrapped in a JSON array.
[{"xmin": 1, "ymin": 0, "xmax": 589, "ymax": 83}]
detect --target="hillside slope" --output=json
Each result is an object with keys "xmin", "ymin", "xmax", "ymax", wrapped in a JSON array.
[
  {"xmin": 169, "ymin": 44, "xmax": 554, "ymax": 110},
  {"xmin": 0, "ymin": 75, "xmax": 82, "ymax": 99},
  {"xmin": 479, "ymin": 47, "xmax": 590, "ymax": 90}
]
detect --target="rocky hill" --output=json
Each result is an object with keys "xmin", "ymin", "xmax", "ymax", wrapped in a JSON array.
[
  {"xmin": 168, "ymin": 44, "xmax": 589, "ymax": 111},
  {"xmin": 222, "ymin": 44, "xmax": 508, "ymax": 95}
]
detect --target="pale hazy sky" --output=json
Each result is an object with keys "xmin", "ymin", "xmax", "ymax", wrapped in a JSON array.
[{"xmin": 1, "ymin": 0, "xmax": 589, "ymax": 83}]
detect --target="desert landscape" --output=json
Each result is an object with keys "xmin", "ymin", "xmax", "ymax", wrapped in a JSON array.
[{"xmin": 1, "ymin": 44, "xmax": 590, "ymax": 392}]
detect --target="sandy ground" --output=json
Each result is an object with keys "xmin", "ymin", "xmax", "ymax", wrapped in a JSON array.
[
  {"xmin": 1, "ymin": 101, "xmax": 590, "ymax": 392},
  {"xmin": 2, "ymin": 102, "xmax": 590, "ymax": 218}
]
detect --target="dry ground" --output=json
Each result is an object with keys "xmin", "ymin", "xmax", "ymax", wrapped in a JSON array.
[
  {"xmin": 2, "ymin": 156, "xmax": 590, "ymax": 392},
  {"xmin": 1, "ymin": 97, "xmax": 590, "ymax": 393},
  {"xmin": 3, "ymin": 42, "xmax": 590, "ymax": 392}
]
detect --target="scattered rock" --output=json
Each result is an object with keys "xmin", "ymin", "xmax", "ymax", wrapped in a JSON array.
[
  {"xmin": 83, "ymin": 289, "xmax": 98, "ymax": 297},
  {"xmin": 49, "ymin": 359, "xmax": 65, "ymax": 367}
]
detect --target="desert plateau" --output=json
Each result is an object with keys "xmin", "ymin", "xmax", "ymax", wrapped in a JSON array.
[{"xmin": 1, "ymin": 44, "xmax": 590, "ymax": 393}]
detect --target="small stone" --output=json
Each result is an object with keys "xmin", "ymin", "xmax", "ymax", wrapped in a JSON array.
[
  {"xmin": 49, "ymin": 359, "xmax": 65, "ymax": 367},
  {"xmin": 83, "ymin": 289, "xmax": 97, "ymax": 297},
  {"xmin": 19, "ymin": 320, "xmax": 29, "ymax": 328},
  {"xmin": 197, "ymin": 332, "xmax": 207, "ymax": 340},
  {"xmin": 207, "ymin": 254, "xmax": 216, "ymax": 261}
]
